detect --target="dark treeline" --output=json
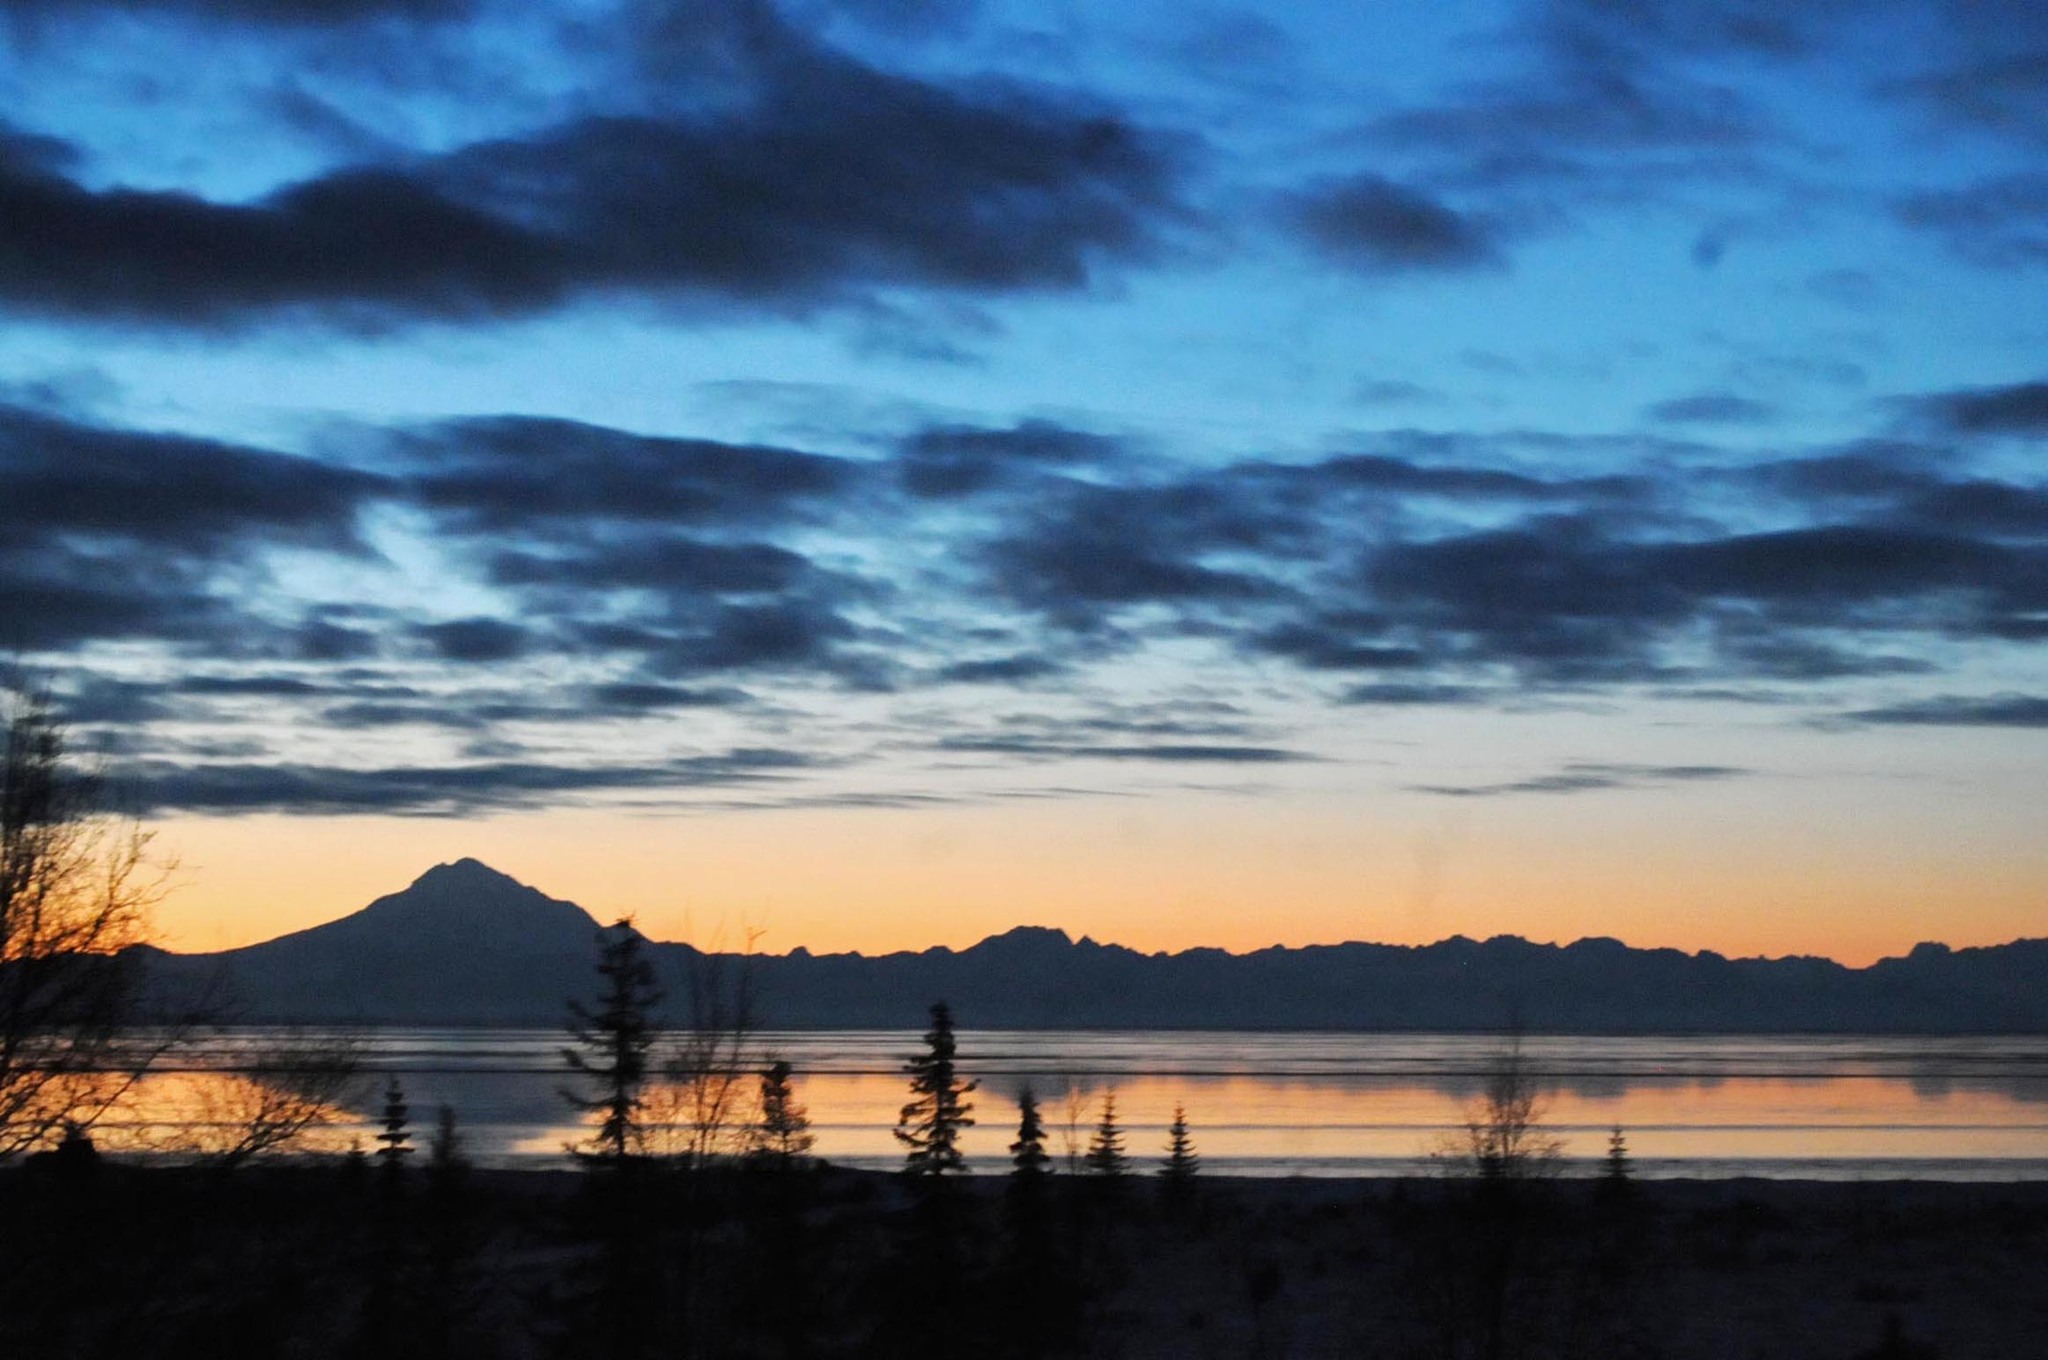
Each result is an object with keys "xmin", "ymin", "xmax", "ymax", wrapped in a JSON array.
[{"xmin": 5, "ymin": 1129, "xmax": 2045, "ymax": 1357}]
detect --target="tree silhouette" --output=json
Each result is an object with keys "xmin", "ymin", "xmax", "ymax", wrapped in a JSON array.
[
  {"xmin": 195, "ymin": 1028, "xmax": 366, "ymax": 1166},
  {"xmin": 1084, "ymin": 1090, "xmax": 1128, "ymax": 1177},
  {"xmin": 1160, "ymin": 1102, "xmax": 1198, "ymax": 1183},
  {"xmin": 376, "ymin": 1075, "xmax": 413, "ymax": 1175},
  {"xmin": 561, "ymin": 919, "xmax": 662, "ymax": 1163},
  {"xmin": 895, "ymin": 1001, "xmax": 977, "ymax": 1176},
  {"xmin": 0, "ymin": 687, "xmax": 174, "ymax": 1156},
  {"xmin": 1438, "ymin": 1035, "xmax": 1564, "ymax": 1184},
  {"xmin": 751, "ymin": 1058, "xmax": 814, "ymax": 1165},
  {"xmin": 1603, "ymin": 1125, "xmax": 1631, "ymax": 1183},
  {"xmin": 365, "ymin": 1076, "xmax": 415, "ymax": 1358},
  {"xmin": 421, "ymin": 1105, "xmax": 474, "ymax": 1360},
  {"xmin": 1010, "ymin": 1085, "xmax": 1051, "ymax": 1179},
  {"xmin": 656, "ymin": 927, "xmax": 759, "ymax": 1165},
  {"xmin": 561, "ymin": 923, "xmax": 663, "ymax": 1357}
]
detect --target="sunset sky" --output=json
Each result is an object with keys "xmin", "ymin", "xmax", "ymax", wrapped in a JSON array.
[{"xmin": 3, "ymin": 0, "xmax": 2044, "ymax": 962}]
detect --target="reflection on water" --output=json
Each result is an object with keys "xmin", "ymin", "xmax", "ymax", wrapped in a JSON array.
[{"xmin": 105, "ymin": 1030, "xmax": 2048, "ymax": 1178}]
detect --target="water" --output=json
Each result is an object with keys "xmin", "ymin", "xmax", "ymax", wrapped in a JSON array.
[{"xmin": 98, "ymin": 1030, "xmax": 2048, "ymax": 1178}]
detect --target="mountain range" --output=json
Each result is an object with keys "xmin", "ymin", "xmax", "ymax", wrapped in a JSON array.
[{"xmin": 136, "ymin": 858, "xmax": 2048, "ymax": 1031}]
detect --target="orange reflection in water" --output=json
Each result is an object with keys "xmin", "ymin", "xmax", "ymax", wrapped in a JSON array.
[
  {"xmin": 80, "ymin": 1069, "xmax": 366, "ymax": 1159},
  {"xmin": 506, "ymin": 1070, "xmax": 2048, "ymax": 1169}
]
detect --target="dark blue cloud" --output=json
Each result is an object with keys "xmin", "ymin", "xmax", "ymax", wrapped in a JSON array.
[
  {"xmin": 897, "ymin": 420, "xmax": 1124, "ymax": 499},
  {"xmin": 1645, "ymin": 392, "xmax": 1776, "ymax": 424},
  {"xmin": 1895, "ymin": 176, "xmax": 2048, "ymax": 271},
  {"xmin": 416, "ymin": 618, "xmax": 530, "ymax": 663},
  {"xmin": 1910, "ymin": 379, "xmax": 2048, "ymax": 434},
  {"xmin": 1838, "ymin": 694, "xmax": 2048, "ymax": 728},
  {"xmin": 0, "ymin": 0, "xmax": 470, "ymax": 20},
  {"xmin": 0, "ymin": 9, "xmax": 1186, "ymax": 331},
  {"xmin": 395, "ymin": 416, "xmax": 857, "ymax": 530},
  {"xmin": 0, "ymin": 403, "xmax": 382, "ymax": 650},
  {"xmin": 117, "ymin": 748, "xmax": 813, "ymax": 816},
  {"xmin": 1283, "ymin": 175, "xmax": 1502, "ymax": 273}
]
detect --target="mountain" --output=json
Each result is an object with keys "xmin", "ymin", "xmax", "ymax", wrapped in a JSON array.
[
  {"xmin": 139, "ymin": 860, "xmax": 2048, "ymax": 1031},
  {"xmin": 152, "ymin": 858, "xmax": 605, "ymax": 1024}
]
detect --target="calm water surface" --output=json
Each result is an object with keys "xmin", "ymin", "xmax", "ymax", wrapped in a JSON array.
[{"xmin": 108, "ymin": 1030, "xmax": 2048, "ymax": 1179}]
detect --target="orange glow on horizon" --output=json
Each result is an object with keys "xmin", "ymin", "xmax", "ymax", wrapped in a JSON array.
[{"xmin": 144, "ymin": 790, "xmax": 2048, "ymax": 968}]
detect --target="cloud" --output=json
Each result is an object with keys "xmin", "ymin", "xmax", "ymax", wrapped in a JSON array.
[
  {"xmin": 116, "ymin": 748, "xmax": 814, "ymax": 816},
  {"xmin": 1353, "ymin": 379, "xmax": 1444, "ymax": 407},
  {"xmin": 1341, "ymin": 682, "xmax": 1482, "ymax": 705},
  {"xmin": 896, "ymin": 419, "xmax": 1124, "ymax": 499},
  {"xmin": 1837, "ymin": 694, "xmax": 2048, "ymax": 728},
  {"xmin": 939, "ymin": 737, "xmax": 1309, "ymax": 764},
  {"xmin": 415, "ymin": 617, "xmax": 530, "ymax": 663},
  {"xmin": 1645, "ymin": 392, "xmax": 1776, "ymax": 424},
  {"xmin": 1887, "ymin": 48, "xmax": 2048, "ymax": 148},
  {"xmin": 1413, "ymin": 761, "xmax": 1748, "ymax": 798},
  {"xmin": 982, "ymin": 480, "xmax": 1282, "ymax": 625},
  {"xmin": 587, "ymin": 681, "xmax": 750, "ymax": 711},
  {"xmin": 1894, "ymin": 175, "xmax": 2048, "ymax": 270},
  {"xmin": 396, "ymin": 416, "xmax": 858, "ymax": 531},
  {"xmin": 1253, "ymin": 618, "xmax": 1427, "ymax": 673},
  {"xmin": 1284, "ymin": 175, "xmax": 1502, "ymax": 273},
  {"xmin": 0, "ymin": 0, "xmax": 471, "ymax": 20},
  {"xmin": 1909, "ymin": 379, "xmax": 2048, "ymax": 435},
  {"xmin": 485, "ymin": 538, "xmax": 817, "ymax": 596},
  {"xmin": 0, "ymin": 403, "xmax": 382, "ymax": 649},
  {"xmin": 936, "ymin": 655, "xmax": 1066, "ymax": 684},
  {"xmin": 0, "ymin": 155, "xmax": 571, "ymax": 328},
  {"xmin": 0, "ymin": 23, "xmax": 1184, "ymax": 329},
  {"xmin": 1749, "ymin": 445, "xmax": 2048, "ymax": 538}
]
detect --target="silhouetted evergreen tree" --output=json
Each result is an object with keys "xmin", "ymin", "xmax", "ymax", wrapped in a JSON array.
[
  {"xmin": 895, "ymin": 1001, "xmax": 977, "ymax": 1176},
  {"xmin": 1603, "ymin": 1126, "xmax": 1632, "ymax": 1183},
  {"xmin": 376, "ymin": 1076, "xmax": 413, "ymax": 1175},
  {"xmin": 1001, "ymin": 1084, "xmax": 1075, "ymax": 1359},
  {"xmin": 1160, "ymin": 1102, "xmax": 1198, "ymax": 1188},
  {"xmin": 751, "ymin": 1058, "xmax": 815, "ymax": 1166},
  {"xmin": 1010, "ymin": 1086, "xmax": 1051, "ymax": 1179},
  {"xmin": 561, "ymin": 919, "xmax": 662, "ymax": 1163},
  {"xmin": 420, "ymin": 1105, "xmax": 474, "ymax": 1360},
  {"xmin": 880, "ymin": 1004, "xmax": 982, "ymax": 1353},
  {"xmin": 1084, "ymin": 1090, "xmax": 1128, "ymax": 1177},
  {"xmin": 561, "ymin": 921, "xmax": 663, "ymax": 1358},
  {"xmin": 363, "ymin": 1077, "xmax": 415, "ymax": 1359}
]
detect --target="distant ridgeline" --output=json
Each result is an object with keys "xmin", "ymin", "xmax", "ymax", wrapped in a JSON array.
[{"xmin": 136, "ymin": 859, "xmax": 2048, "ymax": 1032}]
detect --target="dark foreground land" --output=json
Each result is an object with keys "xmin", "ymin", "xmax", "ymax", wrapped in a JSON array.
[{"xmin": 3, "ymin": 1158, "xmax": 2043, "ymax": 1360}]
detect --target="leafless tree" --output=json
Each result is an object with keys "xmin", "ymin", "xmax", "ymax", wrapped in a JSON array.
[
  {"xmin": 1056, "ymin": 1072, "xmax": 1090, "ymax": 1175},
  {"xmin": 1437, "ymin": 1035, "xmax": 1565, "ymax": 1183},
  {"xmin": 184, "ymin": 1028, "xmax": 368, "ymax": 1167},
  {"xmin": 652, "ymin": 928, "xmax": 760, "ymax": 1166},
  {"xmin": 0, "ymin": 687, "xmax": 174, "ymax": 1156}
]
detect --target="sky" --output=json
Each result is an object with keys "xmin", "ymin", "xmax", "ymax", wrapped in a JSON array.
[{"xmin": 3, "ymin": 0, "xmax": 2045, "ymax": 962}]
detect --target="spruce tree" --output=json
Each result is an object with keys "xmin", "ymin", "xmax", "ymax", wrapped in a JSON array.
[
  {"xmin": 423, "ymin": 1106, "xmax": 472, "ymax": 1360},
  {"xmin": 561, "ymin": 919, "xmax": 662, "ymax": 1163},
  {"xmin": 1604, "ymin": 1125, "xmax": 1632, "ymax": 1182},
  {"xmin": 376, "ymin": 1075, "xmax": 412, "ymax": 1175},
  {"xmin": 1084, "ymin": 1090, "xmax": 1128, "ymax": 1177},
  {"xmin": 895, "ymin": 1001, "xmax": 977, "ymax": 1175},
  {"xmin": 1160, "ymin": 1102, "xmax": 1198, "ymax": 1184},
  {"xmin": 1010, "ymin": 1086, "xmax": 1050, "ymax": 1179},
  {"xmin": 753, "ymin": 1059, "xmax": 815, "ymax": 1165}
]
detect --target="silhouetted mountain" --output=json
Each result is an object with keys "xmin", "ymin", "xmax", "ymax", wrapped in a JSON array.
[
  {"xmin": 151, "ymin": 858, "xmax": 605, "ymax": 1023},
  {"xmin": 139, "ymin": 861, "xmax": 2048, "ymax": 1030}
]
